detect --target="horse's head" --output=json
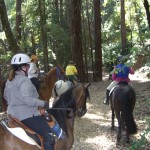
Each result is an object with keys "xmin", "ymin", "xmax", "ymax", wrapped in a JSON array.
[
  {"xmin": 47, "ymin": 83, "xmax": 90, "ymax": 137},
  {"xmin": 47, "ymin": 66, "xmax": 65, "ymax": 81},
  {"xmin": 73, "ymin": 83, "xmax": 91, "ymax": 117}
]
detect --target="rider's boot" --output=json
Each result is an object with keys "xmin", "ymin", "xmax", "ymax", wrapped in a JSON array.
[
  {"xmin": 43, "ymin": 133, "xmax": 55, "ymax": 150},
  {"xmin": 103, "ymin": 90, "xmax": 110, "ymax": 105}
]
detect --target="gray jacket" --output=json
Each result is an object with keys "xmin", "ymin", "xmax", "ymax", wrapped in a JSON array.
[{"xmin": 4, "ymin": 71, "xmax": 45, "ymax": 121}]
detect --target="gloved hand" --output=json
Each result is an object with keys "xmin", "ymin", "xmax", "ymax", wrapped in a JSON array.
[{"xmin": 44, "ymin": 102, "xmax": 49, "ymax": 109}]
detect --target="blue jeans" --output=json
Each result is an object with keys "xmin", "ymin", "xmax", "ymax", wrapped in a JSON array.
[{"xmin": 22, "ymin": 116, "xmax": 55, "ymax": 150}]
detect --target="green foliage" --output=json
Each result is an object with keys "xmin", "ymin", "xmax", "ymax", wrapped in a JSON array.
[
  {"xmin": 126, "ymin": 120, "xmax": 150, "ymax": 150},
  {"xmin": 0, "ymin": 51, "xmax": 13, "ymax": 79},
  {"xmin": 101, "ymin": 0, "xmax": 150, "ymax": 71},
  {"xmin": 1, "ymin": 0, "xmax": 150, "ymax": 72},
  {"xmin": 47, "ymin": 23, "xmax": 70, "ymax": 64}
]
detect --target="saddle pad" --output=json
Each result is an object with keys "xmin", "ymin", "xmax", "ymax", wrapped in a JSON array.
[
  {"xmin": 109, "ymin": 86, "xmax": 118, "ymax": 96},
  {"xmin": 2, "ymin": 120, "xmax": 38, "ymax": 145},
  {"xmin": 55, "ymin": 80, "xmax": 71, "ymax": 96}
]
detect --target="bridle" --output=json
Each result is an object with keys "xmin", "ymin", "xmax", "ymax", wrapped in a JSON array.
[
  {"xmin": 48, "ymin": 67, "xmax": 65, "ymax": 80},
  {"xmin": 50, "ymin": 86, "xmax": 87, "ymax": 117},
  {"xmin": 75, "ymin": 87, "xmax": 87, "ymax": 116}
]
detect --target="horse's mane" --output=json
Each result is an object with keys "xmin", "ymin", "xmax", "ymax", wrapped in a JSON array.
[
  {"xmin": 47, "ymin": 85, "xmax": 77, "ymax": 135},
  {"xmin": 118, "ymin": 81, "xmax": 128, "ymax": 85}
]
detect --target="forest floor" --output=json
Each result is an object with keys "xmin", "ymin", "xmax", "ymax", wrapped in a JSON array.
[{"xmin": 72, "ymin": 71, "xmax": 150, "ymax": 150}]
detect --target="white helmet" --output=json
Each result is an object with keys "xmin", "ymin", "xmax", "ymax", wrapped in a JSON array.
[{"xmin": 11, "ymin": 53, "xmax": 31, "ymax": 65}]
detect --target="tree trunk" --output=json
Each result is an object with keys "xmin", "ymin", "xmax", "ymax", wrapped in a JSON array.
[
  {"xmin": 81, "ymin": 3, "xmax": 88, "ymax": 82},
  {"xmin": 54, "ymin": 0, "xmax": 59, "ymax": 23},
  {"xmin": 68, "ymin": 0, "xmax": 85, "ymax": 82},
  {"xmin": 31, "ymin": 31, "xmax": 36, "ymax": 54},
  {"xmin": 120, "ymin": 0, "xmax": 127, "ymax": 55},
  {"xmin": 134, "ymin": 2, "xmax": 145, "ymax": 46},
  {"xmin": 16, "ymin": 0, "xmax": 22, "ymax": 42},
  {"xmin": 86, "ymin": 0, "xmax": 94, "ymax": 81},
  {"xmin": 39, "ymin": 0, "xmax": 49, "ymax": 72},
  {"xmin": 93, "ymin": 0, "xmax": 102, "ymax": 82},
  {"xmin": 143, "ymin": 0, "xmax": 150, "ymax": 29},
  {"xmin": 0, "ymin": 0, "xmax": 20, "ymax": 53}
]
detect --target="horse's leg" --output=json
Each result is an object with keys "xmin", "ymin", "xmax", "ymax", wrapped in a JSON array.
[
  {"xmin": 65, "ymin": 118, "xmax": 74, "ymax": 149},
  {"xmin": 111, "ymin": 107, "xmax": 115, "ymax": 130},
  {"xmin": 116, "ymin": 112, "xmax": 121, "ymax": 144},
  {"xmin": 125, "ymin": 130, "xmax": 130, "ymax": 143},
  {"xmin": 121, "ymin": 113, "xmax": 125, "ymax": 131}
]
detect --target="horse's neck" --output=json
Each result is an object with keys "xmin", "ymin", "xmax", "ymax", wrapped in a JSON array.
[
  {"xmin": 66, "ymin": 117, "xmax": 75, "ymax": 129},
  {"xmin": 45, "ymin": 76, "xmax": 56, "ymax": 87}
]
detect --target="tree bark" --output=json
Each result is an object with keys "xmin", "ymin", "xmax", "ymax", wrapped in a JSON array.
[
  {"xmin": 93, "ymin": 0, "xmax": 102, "ymax": 81},
  {"xmin": 16, "ymin": 0, "xmax": 22, "ymax": 42},
  {"xmin": 86, "ymin": 0, "xmax": 94, "ymax": 81},
  {"xmin": 143, "ymin": 0, "xmax": 150, "ymax": 29},
  {"xmin": 0, "ymin": 0, "xmax": 20, "ymax": 53},
  {"xmin": 68, "ymin": 0, "xmax": 85, "ymax": 82},
  {"xmin": 39, "ymin": 0, "xmax": 49, "ymax": 72},
  {"xmin": 120, "ymin": 0, "xmax": 127, "ymax": 54}
]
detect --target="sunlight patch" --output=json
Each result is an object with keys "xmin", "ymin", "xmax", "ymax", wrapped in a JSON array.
[
  {"xmin": 84, "ymin": 113, "xmax": 106, "ymax": 120},
  {"xmin": 85, "ymin": 136, "xmax": 114, "ymax": 147}
]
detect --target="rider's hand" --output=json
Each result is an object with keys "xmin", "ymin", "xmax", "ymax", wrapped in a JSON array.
[{"xmin": 39, "ymin": 107, "xmax": 46, "ymax": 115}]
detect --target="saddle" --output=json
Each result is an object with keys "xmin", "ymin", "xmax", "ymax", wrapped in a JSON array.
[{"xmin": 2, "ymin": 113, "xmax": 55, "ymax": 149}]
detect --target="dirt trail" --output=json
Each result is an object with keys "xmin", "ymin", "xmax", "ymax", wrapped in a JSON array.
[{"xmin": 72, "ymin": 73, "xmax": 150, "ymax": 150}]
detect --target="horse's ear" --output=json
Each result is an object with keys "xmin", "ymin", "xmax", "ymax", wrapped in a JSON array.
[{"xmin": 84, "ymin": 83, "xmax": 91, "ymax": 88}]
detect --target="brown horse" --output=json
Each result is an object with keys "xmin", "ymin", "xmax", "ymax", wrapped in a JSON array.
[
  {"xmin": 110, "ymin": 81, "xmax": 137, "ymax": 145},
  {"xmin": 0, "ymin": 83, "xmax": 91, "ymax": 150},
  {"xmin": 39, "ymin": 66, "xmax": 65, "ymax": 101}
]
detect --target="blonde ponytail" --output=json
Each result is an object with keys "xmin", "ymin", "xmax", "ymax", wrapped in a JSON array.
[{"xmin": 8, "ymin": 69, "xmax": 15, "ymax": 81}]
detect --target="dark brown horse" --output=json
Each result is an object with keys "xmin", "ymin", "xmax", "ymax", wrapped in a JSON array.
[
  {"xmin": 110, "ymin": 81, "xmax": 137, "ymax": 145},
  {"xmin": 39, "ymin": 66, "xmax": 65, "ymax": 101},
  {"xmin": 0, "ymin": 83, "xmax": 91, "ymax": 150}
]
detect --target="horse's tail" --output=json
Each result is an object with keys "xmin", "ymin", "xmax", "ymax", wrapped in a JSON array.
[{"xmin": 122, "ymin": 91, "xmax": 137, "ymax": 135}]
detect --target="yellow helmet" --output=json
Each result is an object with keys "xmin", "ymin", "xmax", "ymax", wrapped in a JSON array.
[{"xmin": 31, "ymin": 55, "xmax": 38, "ymax": 61}]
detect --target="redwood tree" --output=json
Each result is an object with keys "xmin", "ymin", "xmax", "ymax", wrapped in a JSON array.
[
  {"xmin": 143, "ymin": 0, "xmax": 150, "ymax": 29},
  {"xmin": 39, "ymin": 0, "xmax": 49, "ymax": 72},
  {"xmin": 0, "ymin": 0, "xmax": 20, "ymax": 53},
  {"xmin": 120, "ymin": 0, "xmax": 127, "ymax": 54},
  {"xmin": 68, "ymin": 0, "xmax": 85, "ymax": 82},
  {"xmin": 16, "ymin": 0, "xmax": 22, "ymax": 42},
  {"xmin": 93, "ymin": 0, "xmax": 102, "ymax": 81}
]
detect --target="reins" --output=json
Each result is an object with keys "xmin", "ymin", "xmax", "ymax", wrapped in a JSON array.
[{"xmin": 49, "ymin": 108, "xmax": 73, "ymax": 111}]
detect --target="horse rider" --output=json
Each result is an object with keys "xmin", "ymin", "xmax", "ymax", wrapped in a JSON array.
[
  {"xmin": 103, "ymin": 56, "xmax": 135, "ymax": 105},
  {"xmin": 65, "ymin": 60, "xmax": 78, "ymax": 84},
  {"xmin": 4, "ymin": 53, "xmax": 64, "ymax": 150},
  {"xmin": 28, "ymin": 54, "xmax": 40, "ymax": 92}
]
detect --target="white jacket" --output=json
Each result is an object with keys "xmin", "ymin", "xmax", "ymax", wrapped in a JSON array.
[{"xmin": 28, "ymin": 62, "xmax": 39, "ymax": 78}]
